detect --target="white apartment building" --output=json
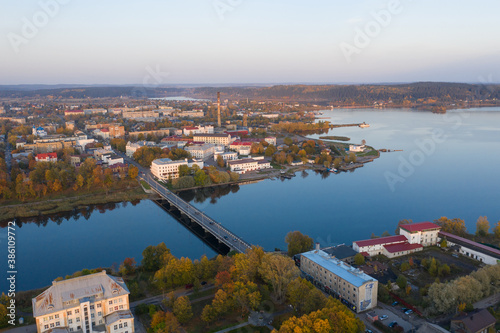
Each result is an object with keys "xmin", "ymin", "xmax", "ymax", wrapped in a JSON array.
[
  {"xmin": 151, "ymin": 158, "xmax": 204, "ymax": 181},
  {"xmin": 398, "ymin": 222, "xmax": 441, "ymax": 246},
  {"xmin": 185, "ymin": 143, "xmax": 215, "ymax": 160},
  {"xmin": 299, "ymin": 248, "xmax": 378, "ymax": 313},
  {"xmin": 182, "ymin": 125, "xmax": 214, "ymax": 136},
  {"xmin": 214, "ymin": 152, "xmax": 238, "ymax": 161},
  {"xmin": 193, "ymin": 134, "xmax": 232, "ymax": 146},
  {"xmin": 32, "ymin": 271, "xmax": 134, "ymax": 333},
  {"xmin": 227, "ymin": 157, "xmax": 271, "ymax": 174},
  {"xmin": 177, "ymin": 110, "xmax": 204, "ymax": 118}
]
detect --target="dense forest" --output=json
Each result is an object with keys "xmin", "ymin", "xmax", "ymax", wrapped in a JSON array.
[{"xmin": 1, "ymin": 82, "xmax": 499, "ymax": 104}]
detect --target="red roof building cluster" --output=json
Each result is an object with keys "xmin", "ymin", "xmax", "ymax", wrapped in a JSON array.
[
  {"xmin": 35, "ymin": 152, "xmax": 58, "ymax": 162},
  {"xmin": 383, "ymin": 242, "xmax": 423, "ymax": 254},
  {"xmin": 354, "ymin": 235, "xmax": 407, "ymax": 248}
]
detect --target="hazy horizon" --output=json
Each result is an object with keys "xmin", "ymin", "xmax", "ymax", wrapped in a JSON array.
[{"xmin": 2, "ymin": 0, "xmax": 500, "ymax": 85}]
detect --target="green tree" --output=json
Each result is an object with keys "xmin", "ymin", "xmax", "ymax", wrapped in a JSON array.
[
  {"xmin": 286, "ymin": 277, "xmax": 326, "ymax": 316},
  {"xmin": 284, "ymin": 137, "xmax": 293, "ymax": 146},
  {"xmin": 396, "ymin": 275, "xmax": 407, "ymax": 289},
  {"xmin": 354, "ymin": 253, "xmax": 365, "ymax": 265},
  {"xmin": 494, "ymin": 222, "xmax": 500, "ymax": 239},
  {"xmin": 258, "ymin": 253, "xmax": 300, "ymax": 304},
  {"xmin": 401, "ymin": 262, "xmax": 410, "ymax": 272},
  {"xmin": 172, "ymin": 176, "xmax": 195, "ymax": 189},
  {"xmin": 119, "ymin": 257, "xmax": 136, "ymax": 276},
  {"xmin": 172, "ymin": 296, "xmax": 193, "ymax": 324},
  {"xmin": 440, "ymin": 238, "xmax": 448, "ymax": 248},
  {"xmin": 285, "ymin": 231, "xmax": 314, "ymax": 257},
  {"xmin": 142, "ymin": 243, "xmax": 169, "ymax": 271},
  {"xmin": 264, "ymin": 145, "xmax": 276, "ymax": 157},
  {"xmin": 476, "ymin": 216, "xmax": 490, "ymax": 237},
  {"xmin": 178, "ymin": 164, "xmax": 191, "ymax": 177}
]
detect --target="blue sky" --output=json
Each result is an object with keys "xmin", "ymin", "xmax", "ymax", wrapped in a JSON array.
[{"xmin": 1, "ymin": 0, "xmax": 499, "ymax": 85}]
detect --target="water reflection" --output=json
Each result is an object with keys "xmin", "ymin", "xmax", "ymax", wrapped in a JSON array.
[{"xmin": 178, "ymin": 184, "xmax": 241, "ymax": 204}]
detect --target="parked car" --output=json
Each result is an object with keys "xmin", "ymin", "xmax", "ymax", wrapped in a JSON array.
[
  {"xmin": 401, "ymin": 307, "xmax": 409, "ymax": 312},
  {"xmin": 365, "ymin": 330, "xmax": 373, "ymax": 333},
  {"xmin": 452, "ymin": 253, "xmax": 459, "ymax": 258},
  {"xmin": 405, "ymin": 309, "xmax": 413, "ymax": 315},
  {"xmin": 201, "ymin": 281, "xmax": 207, "ymax": 286},
  {"xmin": 388, "ymin": 321, "xmax": 398, "ymax": 328},
  {"xmin": 392, "ymin": 301, "xmax": 399, "ymax": 306},
  {"xmin": 379, "ymin": 315, "xmax": 388, "ymax": 321}
]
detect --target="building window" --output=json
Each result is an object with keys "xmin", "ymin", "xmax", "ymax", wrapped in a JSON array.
[
  {"xmin": 75, "ymin": 309, "xmax": 80, "ymax": 314},
  {"xmin": 70, "ymin": 328, "xmax": 74, "ymax": 332},
  {"xmin": 119, "ymin": 305, "xmax": 124, "ymax": 310},
  {"xmin": 69, "ymin": 319, "xmax": 73, "ymax": 324},
  {"xmin": 91, "ymin": 313, "xmax": 95, "ymax": 318},
  {"xmin": 50, "ymin": 324, "xmax": 55, "ymax": 328},
  {"xmin": 114, "ymin": 300, "xmax": 117, "ymax": 304},
  {"xmin": 124, "ymin": 323, "xmax": 128, "ymax": 327},
  {"xmin": 97, "ymin": 304, "xmax": 102, "ymax": 308},
  {"xmin": 76, "ymin": 318, "xmax": 80, "ymax": 323},
  {"xmin": 109, "ymin": 301, "xmax": 113, "ymax": 305},
  {"xmin": 49, "ymin": 316, "xmax": 54, "ymax": 320},
  {"xmin": 44, "ymin": 325, "xmax": 49, "ymax": 329},
  {"xmin": 114, "ymin": 325, "xmax": 118, "ymax": 330},
  {"xmin": 90, "ymin": 305, "xmax": 94, "ymax": 309},
  {"xmin": 44, "ymin": 318, "xmax": 48, "ymax": 322},
  {"xmin": 98, "ymin": 312, "xmax": 102, "ymax": 316},
  {"xmin": 67, "ymin": 311, "xmax": 72, "ymax": 316},
  {"xmin": 56, "ymin": 322, "xmax": 60, "ymax": 326},
  {"xmin": 55, "ymin": 314, "xmax": 59, "ymax": 319},
  {"xmin": 119, "ymin": 324, "xmax": 123, "ymax": 329},
  {"xmin": 99, "ymin": 320, "xmax": 103, "ymax": 324}
]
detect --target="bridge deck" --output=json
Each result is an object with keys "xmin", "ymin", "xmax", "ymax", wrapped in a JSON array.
[{"xmin": 144, "ymin": 175, "xmax": 252, "ymax": 253}]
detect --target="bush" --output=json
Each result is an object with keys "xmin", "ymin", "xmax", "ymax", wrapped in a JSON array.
[{"xmin": 172, "ymin": 176, "xmax": 195, "ymax": 189}]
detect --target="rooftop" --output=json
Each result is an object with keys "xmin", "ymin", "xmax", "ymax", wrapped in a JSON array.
[
  {"xmin": 301, "ymin": 249, "xmax": 377, "ymax": 287},
  {"xmin": 193, "ymin": 133, "xmax": 230, "ymax": 138},
  {"xmin": 152, "ymin": 158, "xmax": 186, "ymax": 166},
  {"xmin": 323, "ymin": 245, "xmax": 358, "ymax": 259},
  {"xmin": 383, "ymin": 242, "xmax": 423, "ymax": 253},
  {"xmin": 354, "ymin": 235, "xmax": 407, "ymax": 248},
  {"xmin": 439, "ymin": 231, "xmax": 500, "ymax": 259},
  {"xmin": 32, "ymin": 271, "xmax": 129, "ymax": 318},
  {"xmin": 451, "ymin": 309, "xmax": 496, "ymax": 332},
  {"xmin": 105, "ymin": 310, "xmax": 134, "ymax": 325},
  {"xmin": 400, "ymin": 221, "xmax": 441, "ymax": 233}
]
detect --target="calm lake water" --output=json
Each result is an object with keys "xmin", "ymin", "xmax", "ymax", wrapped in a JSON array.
[{"xmin": 2, "ymin": 107, "xmax": 500, "ymax": 292}]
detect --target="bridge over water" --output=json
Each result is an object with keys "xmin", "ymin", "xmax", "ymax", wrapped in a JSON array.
[{"xmin": 143, "ymin": 175, "xmax": 252, "ymax": 254}]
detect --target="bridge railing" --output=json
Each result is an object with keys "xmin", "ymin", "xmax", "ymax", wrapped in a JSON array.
[{"xmin": 144, "ymin": 175, "xmax": 252, "ymax": 252}]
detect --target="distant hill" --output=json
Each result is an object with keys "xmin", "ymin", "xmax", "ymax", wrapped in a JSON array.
[{"xmin": 0, "ymin": 82, "xmax": 498, "ymax": 104}]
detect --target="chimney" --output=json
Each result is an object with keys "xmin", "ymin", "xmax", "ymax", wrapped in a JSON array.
[
  {"xmin": 315, "ymin": 243, "xmax": 320, "ymax": 251},
  {"xmin": 217, "ymin": 92, "xmax": 221, "ymax": 128}
]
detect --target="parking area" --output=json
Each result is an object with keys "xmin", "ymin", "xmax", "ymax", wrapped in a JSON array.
[{"xmin": 366, "ymin": 306, "xmax": 414, "ymax": 332}]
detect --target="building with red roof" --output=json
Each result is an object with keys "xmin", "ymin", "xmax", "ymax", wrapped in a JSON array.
[
  {"xmin": 439, "ymin": 231, "xmax": 500, "ymax": 265},
  {"xmin": 399, "ymin": 222, "xmax": 441, "ymax": 246},
  {"xmin": 35, "ymin": 152, "xmax": 58, "ymax": 162},
  {"xmin": 383, "ymin": 242, "xmax": 423, "ymax": 258},
  {"xmin": 353, "ymin": 235, "xmax": 407, "ymax": 257}
]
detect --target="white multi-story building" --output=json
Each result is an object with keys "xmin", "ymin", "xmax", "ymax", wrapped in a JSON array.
[
  {"xmin": 352, "ymin": 235, "xmax": 409, "ymax": 257},
  {"xmin": 151, "ymin": 158, "xmax": 204, "ymax": 181},
  {"xmin": 84, "ymin": 109, "xmax": 108, "ymax": 115},
  {"xmin": 103, "ymin": 154, "xmax": 124, "ymax": 166},
  {"xmin": 214, "ymin": 152, "xmax": 238, "ymax": 161},
  {"xmin": 193, "ymin": 134, "xmax": 232, "ymax": 146},
  {"xmin": 32, "ymin": 271, "xmax": 134, "ymax": 333},
  {"xmin": 182, "ymin": 125, "xmax": 214, "ymax": 136},
  {"xmin": 227, "ymin": 157, "xmax": 271, "ymax": 174},
  {"xmin": 399, "ymin": 222, "xmax": 441, "ymax": 246},
  {"xmin": 185, "ymin": 143, "xmax": 215, "ymax": 160},
  {"xmin": 299, "ymin": 247, "xmax": 378, "ymax": 313}
]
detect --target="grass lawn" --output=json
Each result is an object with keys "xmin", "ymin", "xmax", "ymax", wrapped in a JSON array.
[{"xmin": 140, "ymin": 180, "xmax": 151, "ymax": 190}]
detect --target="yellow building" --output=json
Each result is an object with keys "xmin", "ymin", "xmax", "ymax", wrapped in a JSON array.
[{"xmin": 32, "ymin": 271, "xmax": 134, "ymax": 333}]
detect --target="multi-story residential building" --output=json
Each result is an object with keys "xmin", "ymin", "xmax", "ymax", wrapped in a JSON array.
[
  {"xmin": 151, "ymin": 158, "xmax": 204, "ymax": 181},
  {"xmin": 35, "ymin": 153, "xmax": 58, "ymax": 162},
  {"xmin": 32, "ymin": 271, "xmax": 134, "ymax": 333},
  {"xmin": 185, "ymin": 143, "xmax": 215, "ymax": 160},
  {"xmin": 182, "ymin": 125, "xmax": 214, "ymax": 136},
  {"xmin": 399, "ymin": 221, "xmax": 441, "ymax": 246},
  {"xmin": 229, "ymin": 141, "xmax": 253, "ymax": 154},
  {"xmin": 299, "ymin": 247, "xmax": 378, "ymax": 313},
  {"xmin": 227, "ymin": 157, "xmax": 271, "ymax": 174},
  {"xmin": 122, "ymin": 110, "xmax": 159, "ymax": 119},
  {"xmin": 177, "ymin": 110, "xmax": 204, "ymax": 118},
  {"xmin": 64, "ymin": 110, "xmax": 85, "ymax": 117},
  {"xmin": 103, "ymin": 154, "xmax": 124, "ymax": 166},
  {"xmin": 84, "ymin": 109, "xmax": 108, "ymax": 115},
  {"xmin": 128, "ymin": 129, "xmax": 171, "ymax": 139},
  {"xmin": 193, "ymin": 134, "xmax": 232, "ymax": 146}
]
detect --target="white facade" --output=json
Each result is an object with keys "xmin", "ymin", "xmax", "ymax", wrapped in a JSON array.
[
  {"xmin": 182, "ymin": 125, "xmax": 214, "ymax": 136},
  {"xmin": 399, "ymin": 222, "xmax": 441, "ymax": 246},
  {"xmin": 185, "ymin": 143, "xmax": 215, "ymax": 160},
  {"xmin": 353, "ymin": 235, "xmax": 408, "ymax": 257},
  {"xmin": 151, "ymin": 158, "xmax": 187, "ymax": 180},
  {"xmin": 214, "ymin": 152, "xmax": 238, "ymax": 161},
  {"xmin": 33, "ymin": 126, "xmax": 48, "ymax": 137},
  {"xmin": 264, "ymin": 137, "xmax": 277, "ymax": 146},
  {"xmin": 32, "ymin": 271, "xmax": 134, "ymax": 333},
  {"xmin": 438, "ymin": 231, "xmax": 500, "ymax": 265},
  {"xmin": 227, "ymin": 158, "xmax": 271, "ymax": 174},
  {"xmin": 103, "ymin": 155, "xmax": 124, "ymax": 166}
]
